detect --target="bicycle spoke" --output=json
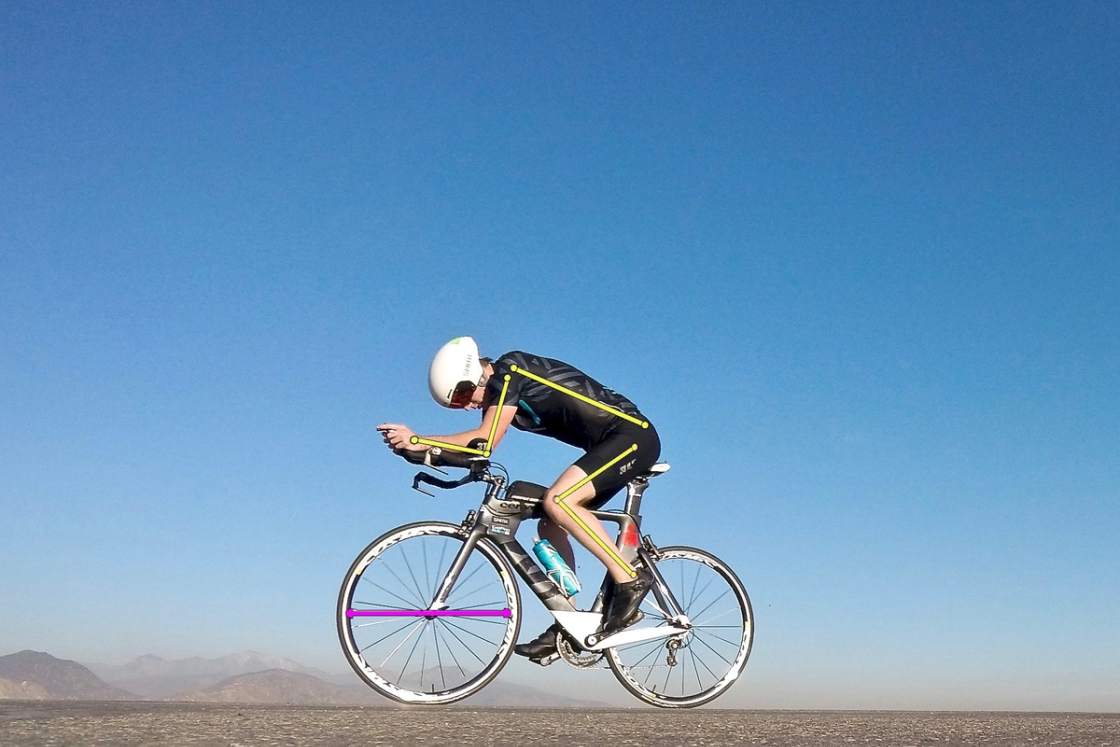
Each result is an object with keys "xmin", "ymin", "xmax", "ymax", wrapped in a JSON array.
[
  {"xmin": 690, "ymin": 587, "xmax": 731, "ymax": 622},
  {"xmin": 686, "ymin": 573, "xmax": 717, "ymax": 613},
  {"xmin": 690, "ymin": 647, "xmax": 704, "ymax": 691},
  {"xmin": 450, "ymin": 579, "xmax": 503, "ymax": 605},
  {"xmin": 694, "ymin": 629, "xmax": 742, "ymax": 648},
  {"xmin": 422, "ymin": 540, "xmax": 432, "ymax": 601},
  {"xmin": 431, "ymin": 622, "xmax": 446, "ymax": 690},
  {"xmin": 351, "ymin": 600, "xmax": 414, "ymax": 611},
  {"xmin": 436, "ymin": 619, "xmax": 490, "ymax": 665},
  {"xmin": 622, "ymin": 641, "xmax": 663, "ymax": 671},
  {"xmin": 356, "ymin": 617, "xmax": 417, "ymax": 629},
  {"xmin": 453, "ymin": 599, "xmax": 507, "ymax": 611},
  {"xmin": 692, "ymin": 644, "xmax": 721, "ymax": 680},
  {"xmin": 378, "ymin": 619, "xmax": 425, "ymax": 668},
  {"xmin": 680, "ymin": 650, "xmax": 687, "ymax": 696},
  {"xmin": 400, "ymin": 548, "xmax": 430, "ymax": 608},
  {"xmin": 360, "ymin": 576, "xmax": 425, "ymax": 611},
  {"xmin": 395, "ymin": 620, "xmax": 428, "ymax": 682},
  {"xmin": 434, "ymin": 623, "xmax": 468, "ymax": 677},
  {"xmin": 378, "ymin": 564, "xmax": 427, "ymax": 609},
  {"xmin": 441, "ymin": 618, "xmax": 502, "ymax": 648},
  {"xmin": 691, "ymin": 631, "xmax": 734, "ymax": 666},
  {"xmin": 359, "ymin": 619, "xmax": 415, "ymax": 652},
  {"xmin": 685, "ymin": 561, "xmax": 703, "ymax": 610},
  {"xmin": 692, "ymin": 606, "xmax": 741, "ymax": 627},
  {"xmin": 435, "ymin": 540, "xmax": 450, "ymax": 594}
]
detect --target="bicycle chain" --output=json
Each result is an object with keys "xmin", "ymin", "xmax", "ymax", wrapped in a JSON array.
[{"xmin": 556, "ymin": 634, "xmax": 605, "ymax": 669}]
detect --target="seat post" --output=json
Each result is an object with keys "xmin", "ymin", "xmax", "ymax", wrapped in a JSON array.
[{"xmin": 623, "ymin": 476, "xmax": 649, "ymax": 521}]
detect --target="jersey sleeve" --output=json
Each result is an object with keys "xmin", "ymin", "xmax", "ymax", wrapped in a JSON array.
[{"xmin": 482, "ymin": 353, "xmax": 524, "ymax": 410}]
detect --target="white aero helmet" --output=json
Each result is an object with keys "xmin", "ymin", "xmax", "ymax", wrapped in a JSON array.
[{"xmin": 428, "ymin": 336, "xmax": 484, "ymax": 408}]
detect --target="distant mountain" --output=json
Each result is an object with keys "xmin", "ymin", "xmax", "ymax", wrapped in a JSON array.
[
  {"xmin": 0, "ymin": 675, "xmax": 50, "ymax": 699},
  {"xmin": 74, "ymin": 648, "xmax": 607, "ymax": 706},
  {"xmin": 168, "ymin": 666, "xmax": 605, "ymax": 707},
  {"xmin": 85, "ymin": 650, "xmax": 347, "ymax": 699},
  {"xmin": 0, "ymin": 651, "xmax": 136, "ymax": 701},
  {"xmin": 168, "ymin": 669, "xmax": 376, "ymax": 705}
]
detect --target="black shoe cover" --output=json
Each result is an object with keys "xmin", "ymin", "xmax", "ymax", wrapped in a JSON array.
[
  {"xmin": 598, "ymin": 568, "xmax": 653, "ymax": 637},
  {"xmin": 514, "ymin": 623, "xmax": 561, "ymax": 660}
]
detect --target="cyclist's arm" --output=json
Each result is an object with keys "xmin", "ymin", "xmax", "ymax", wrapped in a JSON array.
[{"xmin": 423, "ymin": 405, "xmax": 517, "ymax": 450}]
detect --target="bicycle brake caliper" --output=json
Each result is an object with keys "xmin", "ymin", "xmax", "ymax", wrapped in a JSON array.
[{"xmin": 460, "ymin": 510, "xmax": 477, "ymax": 533}]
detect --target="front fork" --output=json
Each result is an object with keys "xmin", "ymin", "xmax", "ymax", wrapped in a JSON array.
[{"xmin": 429, "ymin": 523, "xmax": 487, "ymax": 609}]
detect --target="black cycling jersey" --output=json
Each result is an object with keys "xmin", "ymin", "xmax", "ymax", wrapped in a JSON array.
[{"xmin": 482, "ymin": 351, "xmax": 647, "ymax": 451}]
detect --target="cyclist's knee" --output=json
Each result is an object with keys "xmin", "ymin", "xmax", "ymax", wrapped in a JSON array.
[{"xmin": 541, "ymin": 494, "xmax": 565, "ymax": 522}]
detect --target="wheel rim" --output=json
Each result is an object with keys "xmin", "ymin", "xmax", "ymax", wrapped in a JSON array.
[
  {"xmin": 339, "ymin": 524, "xmax": 519, "ymax": 703},
  {"xmin": 606, "ymin": 548, "xmax": 752, "ymax": 706}
]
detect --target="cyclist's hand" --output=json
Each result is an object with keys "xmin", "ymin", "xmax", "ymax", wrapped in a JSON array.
[{"xmin": 377, "ymin": 423, "xmax": 426, "ymax": 451}]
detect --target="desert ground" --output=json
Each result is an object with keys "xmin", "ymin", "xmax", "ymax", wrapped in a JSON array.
[{"xmin": 2, "ymin": 701, "xmax": 1118, "ymax": 746}]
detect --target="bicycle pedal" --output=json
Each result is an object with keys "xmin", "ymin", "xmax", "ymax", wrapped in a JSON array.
[{"xmin": 533, "ymin": 653, "xmax": 560, "ymax": 667}]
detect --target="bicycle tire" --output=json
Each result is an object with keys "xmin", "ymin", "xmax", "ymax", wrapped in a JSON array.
[
  {"xmin": 605, "ymin": 546, "xmax": 753, "ymax": 708},
  {"xmin": 337, "ymin": 521, "xmax": 521, "ymax": 704}
]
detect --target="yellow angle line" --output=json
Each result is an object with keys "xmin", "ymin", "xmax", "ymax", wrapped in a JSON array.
[
  {"xmin": 484, "ymin": 374, "xmax": 511, "ymax": 453},
  {"xmin": 410, "ymin": 437, "xmax": 488, "ymax": 456},
  {"xmin": 509, "ymin": 365, "xmax": 648, "ymax": 429},
  {"xmin": 555, "ymin": 445, "xmax": 639, "ymax": 578}
]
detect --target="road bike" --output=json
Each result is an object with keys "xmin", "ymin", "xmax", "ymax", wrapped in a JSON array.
[{"xmin": 337, "ymin": 447, "xmax": 753, "ymax": 708}]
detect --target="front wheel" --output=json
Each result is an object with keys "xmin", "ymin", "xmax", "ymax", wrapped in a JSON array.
[
  {"xmin": 606, "ymin": 546, "xmax": 753, "ymax": 708},
  {"xmin": 337, "ymin": 521, "xmax": 521, "ymax": 704}
]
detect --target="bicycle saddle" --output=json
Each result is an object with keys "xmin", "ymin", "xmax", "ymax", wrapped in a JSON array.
[{"xmin": 635, "ymin": 462, "xmax": 670, "ymax": 480}]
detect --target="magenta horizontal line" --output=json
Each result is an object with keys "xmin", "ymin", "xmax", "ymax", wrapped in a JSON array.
[{"xmin": 347, "ymin": 609, "xmax": 511, "ymax": 618}]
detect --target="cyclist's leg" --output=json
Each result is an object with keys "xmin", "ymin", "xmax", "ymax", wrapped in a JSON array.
[
  {"xmin": 537, "ymin": 516, "xmax": 575, "ymax": 570},
  {"xmin": 537, "ymin": 484, "xmax": 623, "ymax": 570},
  {"xmin": 542, "ymin": 425, "xmax": 660, "ymax": 584},
  {"xmin": 542, "ymin": 466, "xmax": 634, "ymax": 584}
]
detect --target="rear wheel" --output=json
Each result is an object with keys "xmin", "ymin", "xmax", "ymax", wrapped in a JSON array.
[
  {"xmin": 337, "ymin": 522, "xmax": 521, "ymax": 704},
  {"xmin": 605, "ymin": 546, "xmax": 752, "ymax": 708}
]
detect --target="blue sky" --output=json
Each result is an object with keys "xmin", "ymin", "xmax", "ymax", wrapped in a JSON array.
[{"xmin": 2, "ymin": 2, "xmax": 1117, "ymax": 709}]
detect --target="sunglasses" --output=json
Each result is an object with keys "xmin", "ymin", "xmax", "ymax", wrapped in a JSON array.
[{"xmin": 449, "ymin": 380, "xmax": 477, "ymax": 409}]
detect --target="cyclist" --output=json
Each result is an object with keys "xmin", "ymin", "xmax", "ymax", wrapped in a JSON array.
[{"xmin": 378, "ymin": 336, "xmax": 661, "ymax": 663}]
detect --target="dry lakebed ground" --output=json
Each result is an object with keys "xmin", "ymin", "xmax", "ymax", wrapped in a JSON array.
[{"xmin": 2, "ymin": 701, "xmax": 1118, "ymax": 746}]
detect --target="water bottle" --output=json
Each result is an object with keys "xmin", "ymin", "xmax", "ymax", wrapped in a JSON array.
[{"xmin": 532, "ymin": 538, "xmax": 581, "ymax": 597}]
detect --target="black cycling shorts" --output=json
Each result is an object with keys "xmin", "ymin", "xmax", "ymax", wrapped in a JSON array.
[{"xmin": 572, "ymin": 423, "xmax": 662, "ymax": 510}]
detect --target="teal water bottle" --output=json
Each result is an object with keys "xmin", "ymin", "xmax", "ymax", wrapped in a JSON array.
[{"xmin": 532, "ymin": 538, "xmax": 581, "ymax": 597}]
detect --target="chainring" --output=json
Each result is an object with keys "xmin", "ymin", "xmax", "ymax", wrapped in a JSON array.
[{"xmin": 556, "ymin": 634, "xmax": 604, "ymax": 669}]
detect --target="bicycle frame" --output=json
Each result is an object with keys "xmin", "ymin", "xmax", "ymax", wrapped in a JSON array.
[{"xmin": 421, "ymin": 464, "xmax": 690, "ymax": 652}]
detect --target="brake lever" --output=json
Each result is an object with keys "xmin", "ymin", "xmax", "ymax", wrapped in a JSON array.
[
  {"xmin": 411, "ymin": 474, "xmax": 435, "ymax": 497},
  {"xmin": 412, "ymin": 471, "xmax": 475, "ymax": 495}
]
